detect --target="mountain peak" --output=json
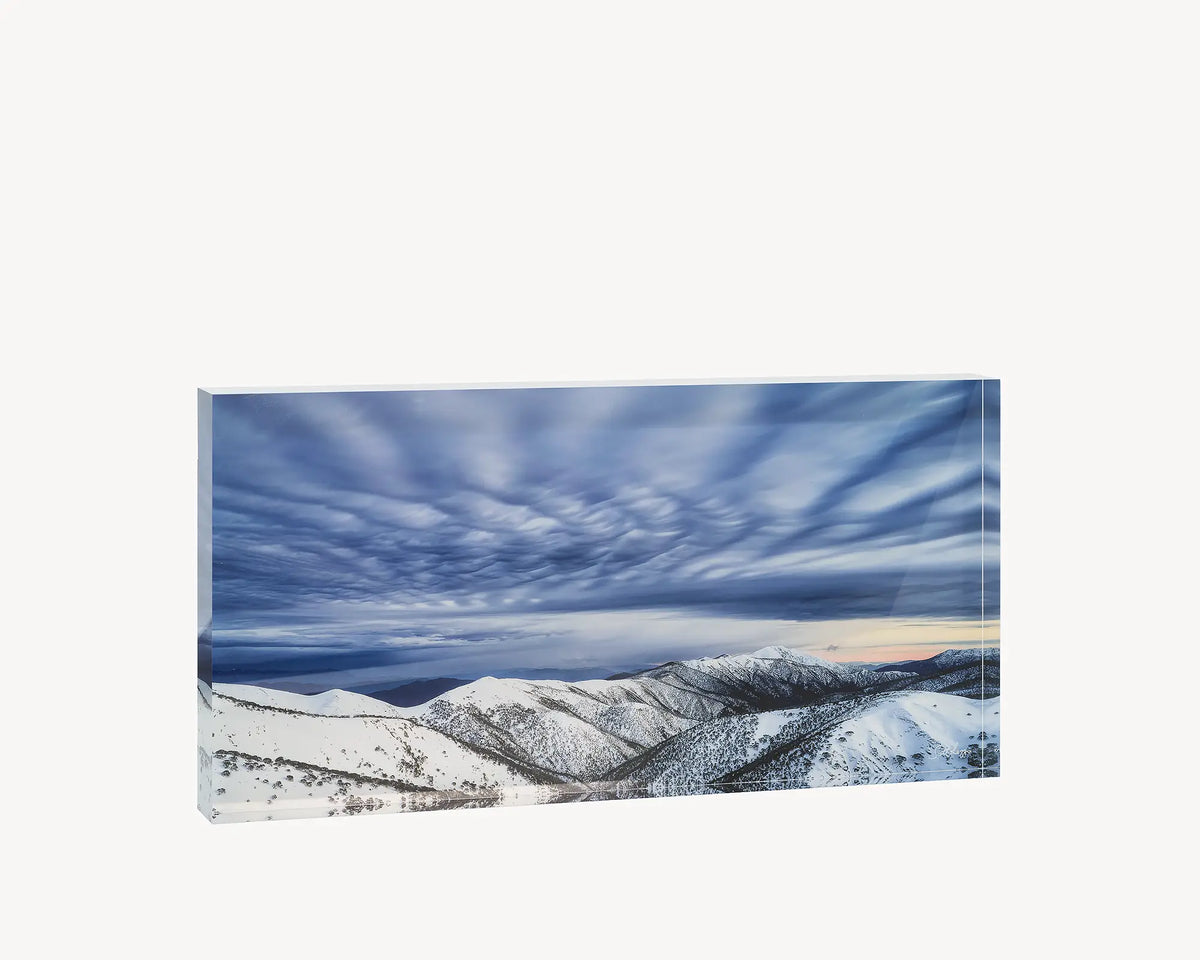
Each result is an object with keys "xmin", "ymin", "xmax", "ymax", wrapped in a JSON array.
[
  {"xmin": 750, "ymin": 645, "xmax": 797, "ymax": 659},
  {"xmin": 745, "ymin": 645, "xmax": 838, "ymax": 669}
]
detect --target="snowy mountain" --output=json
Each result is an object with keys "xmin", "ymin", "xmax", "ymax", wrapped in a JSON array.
[
  {"xmin": 876, "ymin": 647, "xmax": 1000, "ymax": 676},
  {"xmin": 215, "ymin": 682, "xmax": 410, "ymax": 718},
  {"xmin": 201, "ymin": 680, "xmax": 556, "ymax": 823},
  {"xmin": 200, "ymin": 644, "xmax": 1000, "ymax": 822},
  {"xmin": 614, "ymin": 691, "xmax": 999, "ymax": 791},
  {"xmin": 403, "ymin": 645, "xmax": 886, "ymax": 779},
  {"xmin": 873, "ymin": 647, "xmax": 1000, "ymax": 697}
]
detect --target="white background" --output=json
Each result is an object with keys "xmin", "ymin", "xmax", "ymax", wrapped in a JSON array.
[{"xmin": 1, "ymin": 2, "xmax": 1195, "ymax": 957}]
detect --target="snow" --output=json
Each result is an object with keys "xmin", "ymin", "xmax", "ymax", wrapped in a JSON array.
[
  {"xmin": 754, "ymin": 712, "xmax": 791, "ymax": 740},
  {"xmin": 750, "ymin": 645, "xmax": 796, "ymax": 659},
  {"xmin": 214, "ymin": 682, "xmax": 408, "ymax": 718},
  {"xmin": 626, "ymin": 690, "xmax": 1000, "ymax": 791},
  {"xmin": 200, "ymin": 645, "xmax": 1000, "ymax": 823},
  {"xmin": 803, "ymin": 692, "xmax": 1000, "ymax": 784},
  {"xmin": 203, "ymin": 685, "xmax": 540, "ymax": 823}
]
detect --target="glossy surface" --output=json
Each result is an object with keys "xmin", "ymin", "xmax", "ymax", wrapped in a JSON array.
[{"xmin": 199, "ymin": 379, "xmax": 999, "ymax": 823}]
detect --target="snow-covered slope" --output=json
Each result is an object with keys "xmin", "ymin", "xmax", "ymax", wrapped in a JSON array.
[
  {"xmin": 214, "ymin": 682, "xmax": 409, "ymax": 718},
  {"xmin": 410, "ymin": 676, "xmax": 703, "ymax": 779},
  {"xmin": 203, "ymin": 683, "xmax": 555, "ymax": 822},
  {"xmin": 617, "ymin": 690, "xmax": 1000, "ymax": 791},
  {"xmin": 199, "ymin": 645, "xmax": 1001, "ymax": 822},
  {"xmin": 740, "ymin": 691, "xmax": 1000, "ymax": 786},
  {"xmin": 403, "ymin": 646, "xmax": 883, "ymax": 779},
  {"xmin": 635, "ymin": 645, "xmax": 879, "ymax": 708}
]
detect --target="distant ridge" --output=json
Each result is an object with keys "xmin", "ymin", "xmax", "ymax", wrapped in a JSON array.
[
  {"xmin": 874, "ymin": 647, "xmax": 1000, "ymax": 677},
  {"xmin": 367, "ymin": 677, "xmax": 469, "ymax": 707}
]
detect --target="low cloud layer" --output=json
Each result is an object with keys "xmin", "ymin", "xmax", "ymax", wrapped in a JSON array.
[{"xmin": 210, "ymin": 379, "xmax": 999, "ymax": 686}]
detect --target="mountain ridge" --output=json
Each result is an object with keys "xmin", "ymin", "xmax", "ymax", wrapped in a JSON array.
[{"xmin": 203, "ymin": 644, "xmax": 1000, "ymax": 821}]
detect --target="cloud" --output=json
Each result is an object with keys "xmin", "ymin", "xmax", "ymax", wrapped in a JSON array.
[{"xmin": 209, "ymin": 380, "xmax": 1000, "ymax": 683}]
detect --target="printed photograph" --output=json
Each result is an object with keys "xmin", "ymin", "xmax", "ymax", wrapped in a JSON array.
[{"xmin": 198, "ymin": 378, "xmax": 1000, "ymax": 822}]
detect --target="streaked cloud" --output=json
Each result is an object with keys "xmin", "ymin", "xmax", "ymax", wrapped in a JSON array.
[{"xmin": 211, "ymin": 379, "xmax": 999, "ymax": 686}]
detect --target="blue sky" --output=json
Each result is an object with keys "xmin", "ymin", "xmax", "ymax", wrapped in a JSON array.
[{"xmin": 209, "ymin": 379, "xmax": 999, "ymax": 690}]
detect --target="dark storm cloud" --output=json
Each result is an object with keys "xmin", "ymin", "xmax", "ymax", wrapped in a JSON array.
[{"xmin": 209, "ymin": 379, "xmax": 1000, "ymax": 683}]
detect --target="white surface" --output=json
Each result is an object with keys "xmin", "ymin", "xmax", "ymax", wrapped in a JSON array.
[
  {"xmin": 1, "ymin": 2, "xmax": 1194, "ymax": 958},
  {"xmin": 206, "ymin": 647, "xmax": 980, "ymax": 802}
]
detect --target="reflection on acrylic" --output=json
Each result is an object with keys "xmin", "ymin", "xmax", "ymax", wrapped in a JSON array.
[{"xmin": 198, "ymin": 379, "xmax": 999, "ymax": 823}]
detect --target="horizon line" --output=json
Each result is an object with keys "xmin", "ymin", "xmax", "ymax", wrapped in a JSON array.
[{"xmin": 211, "ymin": 641, "xmax": 1000, "ymax": 697}]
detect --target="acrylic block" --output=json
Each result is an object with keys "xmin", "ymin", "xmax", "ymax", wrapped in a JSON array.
[{"xmin": 198, "ymin": 377, "xmax": 999, "ymax": 823}]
